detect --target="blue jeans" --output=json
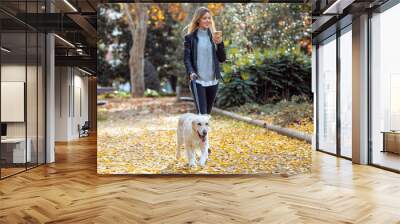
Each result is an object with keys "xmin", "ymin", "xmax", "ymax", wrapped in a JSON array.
[{"xmin": 189, "ymin": 80, "xmax": 219, "ymax": 115}]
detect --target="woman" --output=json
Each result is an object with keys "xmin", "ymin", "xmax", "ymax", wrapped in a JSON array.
[{"xmin": 183, "ymin": 7, "xmax": 226, "ymax": 115}]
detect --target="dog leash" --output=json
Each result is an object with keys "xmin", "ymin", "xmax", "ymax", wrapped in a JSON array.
[{"xmin": 191, "ymin": 77, "xmax": 201, "ymax": 115}]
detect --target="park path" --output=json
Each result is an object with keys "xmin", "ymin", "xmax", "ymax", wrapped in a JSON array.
[{"xmin": 97, "ymin": 97, "xmax": 311, "ymax": 175}]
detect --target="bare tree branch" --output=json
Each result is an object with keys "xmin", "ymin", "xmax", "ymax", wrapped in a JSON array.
[{"xmin": 124, "ymin": 3, "xmax": 136, "ymax": 34}]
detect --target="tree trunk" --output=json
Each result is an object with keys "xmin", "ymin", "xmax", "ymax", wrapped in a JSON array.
[
  {"xmin": 176, "ymin": 3, "xmax": 196, "ymax": 98},
  {"xmin": 125, "ymin": 3, "xmax": 149, "ymax": 97}
]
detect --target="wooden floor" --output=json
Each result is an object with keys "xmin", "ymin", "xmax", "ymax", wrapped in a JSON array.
[
  {"xmin": 1, "ymin": 167, "xmax": 26, "ymax": 178},
  {"xmin": 372, "ymin": 150, "xmax": 400, "ymax": 171},
  {"xmin": 1, "ymin": 135, "xmax": 400, "ymax": 224}
]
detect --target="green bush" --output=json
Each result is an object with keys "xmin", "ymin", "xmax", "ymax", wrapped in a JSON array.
[
  {"xmin": 144, "ymin": 88, "xmax": 160, "ymax": 97},
  {"xmin": 249, "ymin": 54, "xmax": 311, "ymax": 104},
  {"xmin": 216, "ymin": 75, "xmax": 257, "ymax": 108},
  {"xmin": 144, "ymin": 89, "xmax": 176, "ymax": 97},
  {"xmin": 114, "ymin": 90, "xmax": 131, "ymax": 98},
  {"xmin": 220, "ymin": 48, "xmax": 311, "ymax": 105},
  {"xmin": 103, "ymin": 92, "xmax": 115, "ymax": 99}
]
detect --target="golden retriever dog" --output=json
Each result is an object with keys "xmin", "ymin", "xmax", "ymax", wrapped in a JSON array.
[{"xmin": 176, "ymin": 113, "xmax": 211, "ymax": 167}]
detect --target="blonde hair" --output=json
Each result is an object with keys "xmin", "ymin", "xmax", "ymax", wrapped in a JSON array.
[{"xmin": 184, "ymin": 7, "xmax": 216, "ymax": 36}]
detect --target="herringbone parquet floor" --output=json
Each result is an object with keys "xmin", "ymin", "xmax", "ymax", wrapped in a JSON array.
[{"xmin": 1, "ymin": 135, "xmax": 400, "ymax": 224}]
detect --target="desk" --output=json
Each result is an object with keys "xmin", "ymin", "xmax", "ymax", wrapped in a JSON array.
[
  {"xmin": 381, "ymin": 131, "xmax": 400, "ymax": 154},
  {"xmin": 1, "ymin": 138, "xmax": 31, "ymax": 163}
]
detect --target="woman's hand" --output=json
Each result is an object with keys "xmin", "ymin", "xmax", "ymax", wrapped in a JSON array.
[
  {"xmin": 190, "ymin": 72, "xmax": 198, "ymax": 80},
  {"xmin": 213, "ymin": 35, "xmax": 222, "ymax": 44}
]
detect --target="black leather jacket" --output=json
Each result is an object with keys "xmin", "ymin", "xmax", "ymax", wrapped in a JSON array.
[{"xmin": 183, "ymin": 28, "xmax": 227, "ymax": 82}]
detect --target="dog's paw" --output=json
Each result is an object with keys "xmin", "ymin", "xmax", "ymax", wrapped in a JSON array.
[
  {"xmin": 188, "ymin": 162, "xmax": 196, "ymax": 168},
  {"xmin": 199, "ymin": 159, "xmax": 207, "ymax": 167}
]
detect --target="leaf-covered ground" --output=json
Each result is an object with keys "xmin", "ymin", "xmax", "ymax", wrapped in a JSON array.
[
  {"xmin": 228, "ymin": 104, "xmax": 314, "ymax": 134},
  {"xmin": 235, "ymin": 113, "xmax": 313, "ymax": 134},
  {"xmin": 97, "ymin": 97, "xmax": 311, "ymax": 175}
]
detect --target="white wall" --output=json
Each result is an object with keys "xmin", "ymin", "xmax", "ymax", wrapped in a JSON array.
[
  {"xmin": 72, "ymin": 72, "xmax": 89, "ymax": 138},
  {"xmin": 54, "ymin": 66, "xmax": 89, "ymax": 141},
  {"xmin": 55, "ymin": 66, "xmax": 69, "ymax": 141}
]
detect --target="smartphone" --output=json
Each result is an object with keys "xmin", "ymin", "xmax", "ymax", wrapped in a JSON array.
[{"xmin": 214, "ymin": 31, "xmax": 222, "ymax": 38}]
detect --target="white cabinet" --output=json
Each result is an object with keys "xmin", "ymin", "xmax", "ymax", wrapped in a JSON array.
[{"xmin": 1, "ymin": 138, "xmax": 32, "ymax": 163}]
